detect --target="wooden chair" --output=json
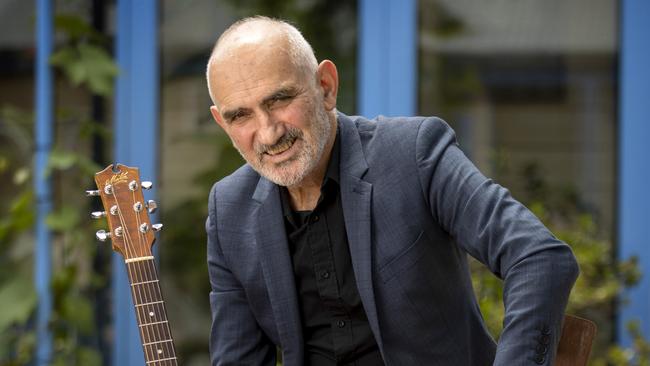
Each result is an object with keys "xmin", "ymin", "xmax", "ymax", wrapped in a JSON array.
[{"xmin": 554, "ymin": 314, "xmax": 597, "ymax": 366}]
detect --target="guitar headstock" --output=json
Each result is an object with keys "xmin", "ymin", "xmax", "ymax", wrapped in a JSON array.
[{"xmin": 87, "ymin": 164, "xmax": 162, "ymax": 260}]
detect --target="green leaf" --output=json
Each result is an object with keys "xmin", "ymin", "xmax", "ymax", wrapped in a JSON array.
[
  {"xmin": 45, "ymin": 206, "xmax": 80, "ymax": 231},
  {"xmin": 76, "ymin": 346, "xmax": 102, "ymax": 365},
  {"xmin": 45, "ymin": 149, "xmax": 78, "ymax": 176},
  {"xmin": 61, "ymin": 295, "xmax": 95, "ymax": 334},
  {"xmin": 77, "ymin": 44, "xmax": 119, "ymax": 96},
  {"xmin": 0, "ymin": 276, "xmax": 36, "ymax": 330},
  {"xmin": 49, "ymin": 47, "xmax": 76, "ymax": 68},
  {"xmin": 50, "ymin": 43, "xmax": 119, "ymax": 96}
]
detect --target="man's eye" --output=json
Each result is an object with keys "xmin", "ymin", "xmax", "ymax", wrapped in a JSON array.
[
  {"xmin": 229, "ymin": 112, "xmax": 248, "ymax": 124},
  {"xmin": 269, "ymin": 94, "xmax": 294, "ymax": 107}
]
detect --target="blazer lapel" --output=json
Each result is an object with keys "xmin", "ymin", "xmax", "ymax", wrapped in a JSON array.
[
  {"xmin": 252, "ymin": 178, "xmax": 304, "ymax": 364},
  {"xmin": 337, "ymin": 114, "xmax": 385, "ymax": 353}
]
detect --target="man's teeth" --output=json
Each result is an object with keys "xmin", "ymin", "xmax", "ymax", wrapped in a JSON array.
[{"xmin": 267, "ymin": 139, "xmax": 294, "ymax": 156}]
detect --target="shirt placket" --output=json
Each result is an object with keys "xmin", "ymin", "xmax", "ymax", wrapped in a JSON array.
[{"xmin": 306, "ymin": 210, "xmax": 355, "ymax": 363}]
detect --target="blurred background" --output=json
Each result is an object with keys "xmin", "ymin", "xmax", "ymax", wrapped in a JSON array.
[{"xmin": 1, "ymin": 0, "xmax": 649, "ymax": 365}]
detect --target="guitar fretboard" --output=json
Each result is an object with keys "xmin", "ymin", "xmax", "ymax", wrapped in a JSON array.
[{"xmin": 126, "ymin": 258, "xmax": 178, "ymax": 365}]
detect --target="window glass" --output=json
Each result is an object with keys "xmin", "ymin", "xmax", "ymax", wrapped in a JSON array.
[
  {"xmin": 419, "ymin": 1, "xmax": 616, "ymax": 231},
  {"xmin": 418, "ymin": 0, "xmax": 618, "ymax": 352}
]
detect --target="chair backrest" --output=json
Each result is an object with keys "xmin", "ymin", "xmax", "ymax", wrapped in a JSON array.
[{"xmin": 554, "ymin": 314, "xmax": 597, "ymax": 366}]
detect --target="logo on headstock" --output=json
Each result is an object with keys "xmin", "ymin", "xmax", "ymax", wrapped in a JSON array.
[{"xmin": 104, "ymin": 171, "xmax": 129, "ymax": 187}]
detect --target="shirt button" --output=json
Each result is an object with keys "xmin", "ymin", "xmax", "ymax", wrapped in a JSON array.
[
  {"xmin": 337, "ymin": 320, "xmax": 346, "ymax": 328},
  {"xmin": 321, "ymin": 271, "xmax": 330, "ymax": 279}
]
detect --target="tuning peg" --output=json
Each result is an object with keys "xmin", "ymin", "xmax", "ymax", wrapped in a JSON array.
[
  {"xmin": 141, "ymin": 181, "xmax": 153, "ymax": 190},
  {"xmin": 91, "ymin": 211, "xmax": 106, "ymax": 219},
  {"xmin": 86, "ymin": 190, "xmax": 100, "ymax": 197},
  {"xmin": 152, "ymin": 223, "xmax": 163, "ymax": 232},
  {"xmin": 145, "ymin": 200, "xmax": 158, "ymax": 213},
  {"xmin": 96, "ymin": 230, "xmax": 111, "ymax": 241}
]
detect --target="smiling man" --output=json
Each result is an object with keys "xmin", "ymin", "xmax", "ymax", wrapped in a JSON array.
[{"xmin": 205, "ymin": 16, "xmax": 579, "ymax": 366}]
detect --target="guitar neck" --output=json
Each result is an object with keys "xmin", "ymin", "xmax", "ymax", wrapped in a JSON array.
[{"xmin": 126, "ymin": 257, "xmax": 178, "ymax": 365}]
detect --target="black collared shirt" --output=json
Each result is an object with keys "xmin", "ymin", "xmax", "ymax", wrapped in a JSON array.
[{"xmin": 280, "ymin": 132, "xmax": 384, "ymax": 366}]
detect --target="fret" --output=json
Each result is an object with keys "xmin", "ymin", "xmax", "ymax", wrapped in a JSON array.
[
  {"xmin": 135, "ymin": 302, "xmax": 166, "ymax": 324},
  {"xmin": 143, "ymin": 339, "xmax": 174, "ymax": 346},
  {"xmin": 146, "ymin": 356, "xmax": 178, "ymax": 365},
  {"xmin": 131, "ymin": 279, "xmax": 160, "ymax": 286},
  {"xmin": 123, "ymin": 258, "xmax": 177, "ymax": 364},
  {"xmin": 143, "ymin": 339, "xmax": 176, "ymax": 362},
  {"xmin": 139, "ymin": 320, "xmax": 169, "ymax": 327},
  {"xmin": 135, "ymin": 300, "xmax": 164, "ymax": 307},
  {"xmin": 139, "ymin": 321, "xmax": 173, "ymax": 346}
]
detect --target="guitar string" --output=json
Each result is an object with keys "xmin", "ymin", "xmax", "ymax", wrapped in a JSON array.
[
  {"xmin": 134, "ymin": 260, "xmax": 157, "ymax": 361},
  {"xmin": 106, "ymin": 179, "xmax": 175, "ymax": 364},
  {"xmin": 129, "ymin": 188, "xmax": 164, "ymax": 361},
  {"xmin": 142, "ymin": 259, "xmax": 176, "ymax": 364},
  {"xmin": 110, "ymin": 185, "xmax": 155, "ymax": 362},
  {"xmin": 147, "ymin": 258, "xmax": 178, "ymax": 362},
  {"xmin": 132, "ymin": 188, "xmax": 175, "ymax": 362}
]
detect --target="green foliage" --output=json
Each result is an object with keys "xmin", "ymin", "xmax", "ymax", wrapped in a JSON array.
[
  {"xmin": 50, "ymin": 14, "xmax": 119, "ymax": 96},
  {"xmin": 0, "ymin": 12, "xmax": 110, "ymax": 366},
  {"xmin": 50, "ymin": 43, "xmax": 118, "ymax": 96}
]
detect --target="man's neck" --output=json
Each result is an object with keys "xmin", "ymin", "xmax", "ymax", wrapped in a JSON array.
[{"xmin": 286, "ymin": 183, "xmax": 322, "ymax": 211}]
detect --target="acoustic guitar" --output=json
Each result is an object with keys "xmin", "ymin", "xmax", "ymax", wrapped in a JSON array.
[{"xmin": 88, "ymin": 163, "xmax": 178, "ymax": 365}]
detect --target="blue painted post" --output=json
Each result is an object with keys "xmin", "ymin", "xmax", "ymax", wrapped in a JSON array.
[
  {"xmin": 618, "ymin": 0, "xmax": 650, "ymax": 345},
  {"xmin": 358, "ymin": 0, "xmax": 417, "ymax": 117},
  {"xmin": 34, "ymin": 0, "xmax": 53, "ymax": 364},
  {"xmin": 113, "ymin": 1, "xmax": 159, "ymax": 365}
]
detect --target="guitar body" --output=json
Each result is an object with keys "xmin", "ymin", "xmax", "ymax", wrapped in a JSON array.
[{"xmin": 90, "ymin": 164, "xmax": 178, "ymax": 365}]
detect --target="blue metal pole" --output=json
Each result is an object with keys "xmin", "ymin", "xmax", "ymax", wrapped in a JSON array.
[
  {"xmin": 358, "ymin": 0, "xmax": 417, "ymax": 117},
  {"xmin": 34, "ymin": 0, "xmax": 53, "ymax": 364},
  {"xmin": 113, "ymin": 1, "xmax": 159, "ymax": 365},
  {"xmin": 618, "ymin": 0, "xmax": 650, "ymax": 344}
]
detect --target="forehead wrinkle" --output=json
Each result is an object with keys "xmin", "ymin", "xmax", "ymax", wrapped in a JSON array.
[
  {"xmin": 220, "ymin": 81, "xmax": 302, "ymax": 118},
  {"xmin": 215, "ymin": 53, "xmax": 303, "ymax": 108}
]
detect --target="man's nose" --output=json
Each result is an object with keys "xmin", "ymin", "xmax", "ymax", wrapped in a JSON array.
[{"xmin": 256, "ymin": 112, "xmax": 285, "ymax": 146}]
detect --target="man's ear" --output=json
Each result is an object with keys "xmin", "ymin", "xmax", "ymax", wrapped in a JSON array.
[
  {"xmin": 210, "ymin": 105, "xmax": 226, "ymax": 129},
  {"xmin": 317, "ymin": 60, "xmax": 339, "ymax": 111}
]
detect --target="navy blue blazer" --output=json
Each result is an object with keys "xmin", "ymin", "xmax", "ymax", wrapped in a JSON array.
[{"xmin": 206, "ymin": 113, "xmax": 579, "ymax": 365}]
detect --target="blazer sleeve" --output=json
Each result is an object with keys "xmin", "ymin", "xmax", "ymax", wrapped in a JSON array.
[
  {"xmin": 415, "ymin": 117, "xmax": 579, "ymax": 366},
  {"xmin": 206, "ymin": 183, "xmax": 276, "ymax": 366}
]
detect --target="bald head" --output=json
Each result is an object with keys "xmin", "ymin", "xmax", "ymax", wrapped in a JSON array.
[{"xmin": 206, "ymin": 17, "xmax": 319, "ymax": 105}]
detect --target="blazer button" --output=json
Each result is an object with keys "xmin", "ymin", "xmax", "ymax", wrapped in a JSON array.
[
  {"xmin": 337, "ymin": 320, "xmax": 346, "ymax": 328},
  {"xmin": 534, "ymin": 354, "xmax": 545, "ymax": 364},
  {"xmin": 539, "ymin": 334, "xmax": 550, "ymax": 345},
  {"xmin": 541, "ymin": 325, "xmax": 551, "ymax": 335},
  {"xmin": 536, "ymin": 344, "xmax": 548, "ymax": 355},
  {"xmin": 321, "ymin": 271, "xmax": 330, "ymax": 279}
]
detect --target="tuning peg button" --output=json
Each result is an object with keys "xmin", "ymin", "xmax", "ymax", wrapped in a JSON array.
[
  {"xmin": 86, "ymin": 190, "xmax": 100, "ymax": 197},
  {"xmin": 145, "ymin": 200, "xmax": 157, "ymax": 213},
  {"xmin": 152, "ymin": 223, "xmax": 163, "ymax": 232},
  {"xmin": 91, "ymin": 211, "xmax": 106, "ymax": 219},
  {"xmin": 96, "ymin": 230, "xmax": 111, "ymax": 241},
  {"xmin": 128, "ymin": 180, "xmax": 138, "ymax": 191},
  {"xmin": 141, "ymin": 181, "xmax": 153, "ymax": 190}
]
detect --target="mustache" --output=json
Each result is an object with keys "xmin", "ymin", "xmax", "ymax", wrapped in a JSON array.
[{"xmin": 255, "ymin": 128, "xmax": 302, "ymax": 157}]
